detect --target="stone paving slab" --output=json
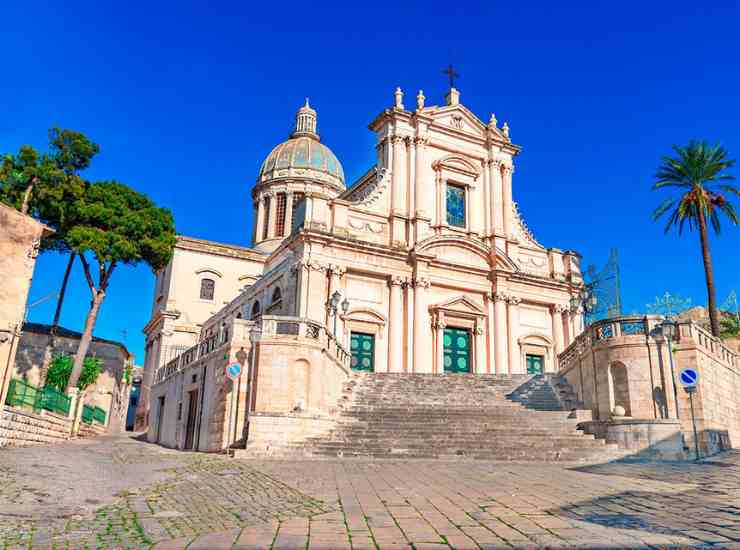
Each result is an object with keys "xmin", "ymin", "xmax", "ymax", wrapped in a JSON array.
[{"xmin": 2, "ymin": 434, "xmax": 740, "ymax": 548}]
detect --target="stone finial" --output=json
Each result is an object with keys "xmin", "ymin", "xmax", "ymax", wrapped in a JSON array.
[
  {"xmin": 488, "ymin": 113, "xmax": 497, "ymax": 129},
  {"xmin": 394, "ymin": 87, "xmax": 404, "ymax": 110},
  {"xmin": 445, "ymin": 87, "xmax": 460, "ymax": 106},
  {"xmin": 416, "ymin": 89, "xmax": 425, "ymax": 111},
  {"xmin": 502, "ymin": 122, "xmax": 510, "ymax": 138}
]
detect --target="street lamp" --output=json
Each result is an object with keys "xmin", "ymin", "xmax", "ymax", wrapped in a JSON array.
[
  {"xmin": 657, "ymin": 318, "xmax": 680, "ymax": 420},
  {"xmin": 569, "ymin": 284, "xmax": 597, "ymax": 330},
  {"xmin": 327, "ymin": 291, "xmax": 349, "ymax": 338}
]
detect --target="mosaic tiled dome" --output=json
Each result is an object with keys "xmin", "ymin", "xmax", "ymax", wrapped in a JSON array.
[{"xmin": 257, "ymin": 100, "xmax": 345, "ymax": 189}]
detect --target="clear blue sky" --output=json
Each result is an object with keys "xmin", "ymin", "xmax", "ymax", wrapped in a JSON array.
[{"xmin": 3, "ymin": 1, "xmax": 739, "ymax": 363}]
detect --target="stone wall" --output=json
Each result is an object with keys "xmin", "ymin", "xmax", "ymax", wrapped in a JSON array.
[
  {"xmin": 0, "ymin": 405, "xmax": 72, "ymax": 448},
  {"xmin": 0, "ymin": 204, "xmax": 53, "ymax": 407},
  {"xmin": 12, "ymin": 323, "xmax": 132, "ymax": 433},
  {"xmin": 558, "ymin": 315, "xmax": 740, "ymax": 458}
]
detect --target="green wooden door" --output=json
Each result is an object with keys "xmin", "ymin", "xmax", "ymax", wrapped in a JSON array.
[
  {"xmin": 526, "ymin": 354, "xmax": 544, "ymax": 374},
  {"xmin": 443, "ymin": 328, "xmax": 470, "ymax": 373},
  {"xmin": 350, "ymin": 332, "xmax": 375, "ymax": 372}
]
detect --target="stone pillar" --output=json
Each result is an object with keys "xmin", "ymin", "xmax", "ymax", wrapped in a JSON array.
[
  {"xmin": 489, "ymin": 160, "xmax": 503, "ymax": 234},
  {"xmin": 405, "ymin": 281, "xmax": 414, "ymax": 372},
  {"xmin": 254, "ymin": 196, "xmax": 266, "ymax": 243},
  {"xmin": 493, "ymin": 293, "xmax": 508, "ymax": 374},
  {"xmin": 502, "ymin": 164, "xmax": 513, "ymax": 237},
  {"xmin": 413, "ymin": 277, "xmax": 431, "ymax": 373},
  {"xmin": 485, "ymin": 293, "xmax": 495, "ymax": 373},
  {"xmin": 388, "ymin": 276, "xmax": 404, "ymax": 373},
  {"xmin": 284, "ymin": 192, "xmax": 294, "ymax": 234},
  {"xmin": 551, "ymin": 304, "xmax": 567, "ymax": 372},
  {"xmin": 507, "ymin": 295, "xmax": 521, "ymax": 374},
  {"xmin": 266, "ymin": 192, "xmax": 277, "ymax": 239},
  {"xmin": 67, "ymin": 387, "xmax": 82, "ymax": 436},
  {"xmin": 434, "ymin": 318, "xmax": 445, "ymax": 374},
  {"xmin": 482, "ymin": 160, "xmax": 490, "ymax": 238},
  {"xmin": 474, "ymin": 325, "xmax": 485, "ymax": 374}
]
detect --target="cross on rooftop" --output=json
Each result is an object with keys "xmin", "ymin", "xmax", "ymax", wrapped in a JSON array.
[{"xmin": 443, "ymin": 64, "xmax": 459, "ymax": 89}]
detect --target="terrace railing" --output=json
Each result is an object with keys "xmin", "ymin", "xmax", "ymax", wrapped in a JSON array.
[{"xmin": 4, "ymin": 379, "xmax": 71, "ymax": 417}]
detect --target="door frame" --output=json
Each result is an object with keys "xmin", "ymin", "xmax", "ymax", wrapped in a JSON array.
[{"xmin": 184, "ymin": 389, "xmax": 199, "ymax": 450}]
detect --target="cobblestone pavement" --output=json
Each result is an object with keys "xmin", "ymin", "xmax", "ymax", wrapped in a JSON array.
[{"xmin": 1, "ymin": 434, "xmax": 740, "ymax": 549}]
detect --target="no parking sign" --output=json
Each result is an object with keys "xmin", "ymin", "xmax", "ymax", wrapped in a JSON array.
[
  {"xmin": 679, "ymin": 368, "xmax": 698, "ymax": 388},
  {"xmin": 225, "ymin": 363, "xmax": 242, "ymax": 381}
]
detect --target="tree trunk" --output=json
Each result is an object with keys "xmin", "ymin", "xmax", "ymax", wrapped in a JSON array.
[
  {"xmin": 20, "ymin": 176, "xmax": 37, "ymax": 215},
  {"xmin": 697, "ymin": 208, "xmax": 721, "ymax": 337},
  {"xmin": 67, "ymin": 289, "xmax": 106, "ymax": 390},
  {"xmin": 40, "ymin": 253, "xmax": 77, "ymax": 385},
  {"xmin": 52, "ymin": 253, "xmax": 75, "ymax": 329}
]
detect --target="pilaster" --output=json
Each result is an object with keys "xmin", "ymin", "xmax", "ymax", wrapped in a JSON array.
[
  {"xmin": 388, "ymin": 276, "xmax": 405, "ymax": 373},
  {"xmin": 507, "ymin": 295, "xmax": 521, "ymax": 374},
  {"xmin": 493, "ymin": 293, "xmax": 508, "ymax": 374},
  {"xmin": 413, "ymin": 276, "xmax": 431, "ymax": 373}
]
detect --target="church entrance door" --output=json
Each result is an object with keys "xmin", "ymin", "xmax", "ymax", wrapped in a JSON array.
[
  {"xmin": 350, "ymin": 332, "xmax": 375, "ymax": 372},
  {"xmin": 443, "ymin": 327, "xmax": 470, "ymax": 373},
  {"xmin": 526, "ymin": 354, "xmax": 544, "ymax": 374}
]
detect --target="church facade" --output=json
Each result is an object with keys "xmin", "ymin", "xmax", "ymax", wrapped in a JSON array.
[{"xmin": 141, "ymin": 87, "xmax": 586, "ymax": 451}]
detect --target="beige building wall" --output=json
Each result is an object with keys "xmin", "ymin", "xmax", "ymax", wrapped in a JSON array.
[
  {"xmin": 12, "ymin": 324, "xmax": 132, "ymax": 432},
  {"xmin": 0, "ymin": 203, "xmax": 53, "ymax": 407}
]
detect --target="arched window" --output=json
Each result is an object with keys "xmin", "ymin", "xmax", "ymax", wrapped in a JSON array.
[
  {"xmin": 275, "ymin": 193, "xmax": 287, "ymax": 237},
  {"xmin": 262, "ymin": 196, "xmax": 271, "ymax": 240},
  {"xmin": 200, "ymin": 278, "xmax": 215, "ymax": 300},
  {"xmin": 272, "ymin": 287, "xmax": 282, "ymax": 305},
  {"xmin": 446, "ymin": 183, "xmax": 466, "ymax": 227},
  {"xmin": 251, "ymin": 301, "xmax": 261, "ymax": 319}
]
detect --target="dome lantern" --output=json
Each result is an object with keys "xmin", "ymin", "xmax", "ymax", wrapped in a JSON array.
[{"xmin": 293, "ymin": 98, "xmax": 318, "ymax": 139}]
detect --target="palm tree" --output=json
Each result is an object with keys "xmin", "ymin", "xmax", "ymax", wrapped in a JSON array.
[{"xmin": 652, "ymin": 141, "xmax": 738, "ymax": 337}]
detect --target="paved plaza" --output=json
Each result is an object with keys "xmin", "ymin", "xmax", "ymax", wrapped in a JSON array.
[{"xmin": 1, "ymin": 435, "xmax": 739, "ymax": 549}]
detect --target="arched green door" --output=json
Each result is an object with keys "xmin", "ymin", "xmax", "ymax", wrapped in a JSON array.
[
  {"xmin": 350, "ymin": 332, "xmax": 375, "ymax": 372},
  {"xmin": 443, "ymin": 327, "xmax": 470, "ymax": 373}
]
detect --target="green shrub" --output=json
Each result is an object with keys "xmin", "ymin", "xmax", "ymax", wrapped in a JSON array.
[{"xmin": 46, "ymin": 353, "xmax": 102, "ymax": 391}]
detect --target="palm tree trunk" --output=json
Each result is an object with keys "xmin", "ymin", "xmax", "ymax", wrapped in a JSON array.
[{"xmin": 697, "ymin": 208, "xmax": 721, "ymax": 337}]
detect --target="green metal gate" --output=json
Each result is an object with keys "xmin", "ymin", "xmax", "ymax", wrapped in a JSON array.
[
  {"xmin": 350, "ymin": 332, "xmax": 375, "ymax": 372},
  {"xmin": 443, "ymin": 328, "xmax": 470, "ymax": 373}
]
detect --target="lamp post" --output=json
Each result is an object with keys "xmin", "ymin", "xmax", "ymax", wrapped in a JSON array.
[
  {"xmin": 327, "ymin": 291, "xmax": 350, "ymax": 339},
  {"xmin": 658, "ymin": 319, "xmax": 680, "ymax": 420},
  {"xmin": 569, "ymin": 284, "xmax": 597, "ymax": 331}
]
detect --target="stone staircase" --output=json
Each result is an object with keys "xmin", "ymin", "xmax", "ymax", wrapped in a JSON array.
[{"xmin": 248, "ymin": 373, "xmax": 622, "ymax": 463}]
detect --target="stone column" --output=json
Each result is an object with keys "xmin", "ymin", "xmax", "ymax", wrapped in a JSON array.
[
  {"xmin": 388, "ymin": 276, "xmax": 405, "ymax": 373},
  {"xmin": 551, "ymin": 304, "xmax": 567, "ymax": 371},
  {"xmin": 474, "ymin": 325, "xmax": 485, "ymax": 374},
  {"xmin": 405, "ymin": 280, "xmax": 414, "ymax": 372},
  {"xmin": 284, "ymin": 192, "xmax": 294, "ymax": 234},
  {"xmin": 254, "ymin": 196, "xmax": 266, "ymax": 243},
  {"xmin": 485, "ymin": 293, "xmax": 495, "ymax": 372},
  {"xmin": 493, "ymin": 293, "xmax": 508, "ymax": 374},
  {"xmin": 266, "ymin": 192, "xmax": 277, "ymax": 239},
  {"xmin": 489, "ymin": 160, "xmax": 503, "ymax": 234},
  {"xmin": 502, "ymin": 165, "xmax": 513, "ymax": 237},
  {"xmin": 434, "ymin": 316, "xmax": 445, "ymax": 374},
  {"xmin": 507, "ymin": 295, "xmax": 521, "ymax": 374},
  {"xmin": 413, "ymin": 277, "xmax": 431, "ymax": 373},
  {"xmin": 481, "ymin": 160, "xmax": 490, "ymax": 238}
]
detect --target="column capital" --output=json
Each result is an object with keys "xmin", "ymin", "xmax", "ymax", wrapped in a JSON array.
[
  {"xmin": 328, "ymin": 264, "xmax": 346, "ymax": 277},
  {"xmin": 552, "ymin": 303, "xmax": 570, "ymax": 314},
  {"xmin": 493, "ymin": 292, "xmax": 509, "ymax": 303},
  {"xmin": 413, "ymin": 135, "xmax": 429, "ymax": 146},
  {"xmin": 487, "ymin": 159, "xmax": 503, "ymax": 168},
  {"xmin": 389, "ymin": 275, "xmax": 407, "ymax": 287},
  {"xmin": 413, "ymin": 277, "xmax": 431, "ymax": 289},
  {"xmin": 507, "ymin": 295, "xmax": 522, "ymax": 305},
  {"xmin": 501, "ymin": 164, "xmax": 515, "ymax": 176}
]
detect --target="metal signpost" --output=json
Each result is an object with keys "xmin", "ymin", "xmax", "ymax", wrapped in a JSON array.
[
  {"xmin": 225, "ymin": 362, "xmax": 242, "ymax": 455},
  {"xmin": 679, "ymin": 367, "xmax": 700, "ymax": 461}
]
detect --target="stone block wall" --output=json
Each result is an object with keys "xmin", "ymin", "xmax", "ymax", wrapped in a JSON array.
[
  {"xmin": 559, "ymin": 316, "xmax": 740, "ymax": 458},
  {"xmin": 0, "ymin": 405, "xmax": 72, "ymax": 448}
]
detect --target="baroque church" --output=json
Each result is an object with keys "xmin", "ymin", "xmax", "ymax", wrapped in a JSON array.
[{"xmin": 140, "ymin": 86, "xmax": 586, "ymax": 452}]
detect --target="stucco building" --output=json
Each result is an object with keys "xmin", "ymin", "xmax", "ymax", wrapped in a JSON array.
[{"xmin": 143, "ymin": 87, "xmax": 587, "ymax": 451}]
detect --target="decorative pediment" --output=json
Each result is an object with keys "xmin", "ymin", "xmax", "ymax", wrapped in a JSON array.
[
  {"xmin": 416, "ymin": 235, "xmax": 491, "ymax": 270},
  {"xmin": 432, "ymin": 295, "xmax": 485, "ymax": 316},
  {"xmin": 492, "ymin": 248, "xmax": 520, "ymax": 273},
  {"xmin": 341, "ymin": 307, "xmax": 387, "ymax": 325},
  {"xmin": 429, "ymin": 104, "xmax": 487, "ymax": 136},
  {"xmin": 431, "ymin": 155, "xmax": 480, "ymax": 179}
]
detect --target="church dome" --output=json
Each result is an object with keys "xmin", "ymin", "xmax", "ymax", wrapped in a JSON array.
[{"xmin": 257, "ymin": 100, "xmax": 345, "ymax": 190}]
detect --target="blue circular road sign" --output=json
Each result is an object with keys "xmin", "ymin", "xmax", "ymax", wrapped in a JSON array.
[
  {"xmin": 679, "ymin": 368, "xmax": 698, "ymax": 388},
  {"xmin": 226, "ymin": 363, "xmax": 242, "ymax": 381}
]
